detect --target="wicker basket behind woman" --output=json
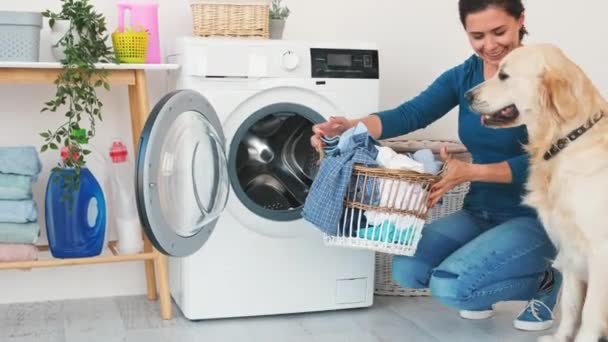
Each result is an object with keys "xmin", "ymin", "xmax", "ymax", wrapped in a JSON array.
[{"xmin": 373, "ymin": 139, "xmax": 471, "ymax": 297}]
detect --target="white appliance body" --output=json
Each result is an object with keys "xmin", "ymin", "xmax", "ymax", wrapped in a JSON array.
[{"xmin": 166, "ymin": 37, "xmax": 379, "ymax": 320}]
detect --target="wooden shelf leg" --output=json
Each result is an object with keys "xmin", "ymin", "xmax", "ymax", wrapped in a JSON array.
[
  {"xmin": 128, "ymin": 69, "xmax": 172, "ymax": 319},
  {"xmin": 155, "ymin": 253, "xmax": 172, "ymax": 320}
]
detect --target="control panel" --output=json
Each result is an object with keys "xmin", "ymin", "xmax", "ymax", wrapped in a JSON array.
[{"xmin": 311, "ymin": 48, "xmax": 379, "ymax": 79}]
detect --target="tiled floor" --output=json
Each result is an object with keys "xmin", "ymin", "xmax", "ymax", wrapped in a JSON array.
[{"xmin": 0, "ymin": 295, "xmax": 555, "ymax": 342}]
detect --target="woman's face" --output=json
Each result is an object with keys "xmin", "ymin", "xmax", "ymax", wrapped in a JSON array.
[{"xmin": 464, "ymin": 6, "xmax": 524, "ymax": 68}]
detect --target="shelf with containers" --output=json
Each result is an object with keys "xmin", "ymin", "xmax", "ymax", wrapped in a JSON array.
[{"xmin": 0, "ymin": 62, "xmax": 179, "ymax": 320}]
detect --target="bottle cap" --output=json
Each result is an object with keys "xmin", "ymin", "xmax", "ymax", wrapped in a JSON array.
[
  {"xmin": 109, "ymin": 140, "xmax": 128, "ymax": 163},
  {"xmin": 72, "ymin": 128, "xmax": 89, "ymax": 144}
]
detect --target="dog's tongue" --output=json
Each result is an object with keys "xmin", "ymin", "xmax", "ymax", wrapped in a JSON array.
[{"xmin": 481, "ymin": 115, "xmax": 486, "ymax": 125}]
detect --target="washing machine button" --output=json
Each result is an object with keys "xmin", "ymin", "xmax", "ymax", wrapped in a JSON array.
[{"xmin": 281, "ymin": 50, "xmax": 300, "ymax": 71}]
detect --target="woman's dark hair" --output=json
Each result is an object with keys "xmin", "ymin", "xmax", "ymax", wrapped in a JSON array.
[{"xmin": 458, "ymin": 0, "xmax": 528, "ymax": 41}]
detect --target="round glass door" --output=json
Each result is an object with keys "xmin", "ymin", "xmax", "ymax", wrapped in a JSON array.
[{"xmin": 136, "ymin": 90, "xmax": 229, "ymax": 257}]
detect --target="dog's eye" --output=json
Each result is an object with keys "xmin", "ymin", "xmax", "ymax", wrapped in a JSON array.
[{"xmin": 498, "ymin": 72, "xmax": 509, "ymax": 81}]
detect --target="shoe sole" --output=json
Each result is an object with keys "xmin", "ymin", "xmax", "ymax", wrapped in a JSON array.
[
  {"xmin": 459, "ymin": 309, "xmax": 494, "ymax": 320},
  {"xmin": 513, "ymin": 319, "xmax": 553, "ymax": 331}
]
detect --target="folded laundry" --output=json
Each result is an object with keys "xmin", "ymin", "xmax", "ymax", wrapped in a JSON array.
[
  {"xmin": 0, "ymin": 222, "xmax": 39, "ymax": 244},
  {"xmin": 357, "ymin": 221, "xmax": 414, "ymax": 245},
  {"xmin": 0, "ymin": 146, "xmax": 42, "ymax": 177},
  {"xmin": 363, "ymin": 179, "xmax": 427, "ymax": 231},
  {"xmin": 0, "ymin": 173, "xmax": 34, "ymax": 200},
  {"xmin": 412, "ymin": 148, "xmax": 444, "ymax": 175},
  {"xmin": 375, "ymin": 146, "xmax": 425, "ymax": 173},
  {"xmin": 0, "ymin": 199, "xmax": 37, "ymax": 223},
  {"xmin": 0, "ymin": 243, "xmax": 38, "ymax": 262}
]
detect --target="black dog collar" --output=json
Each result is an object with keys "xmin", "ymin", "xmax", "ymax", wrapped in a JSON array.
[{"xmin": 543, "ymin": 111, "xmax": 604, "ymax": 161}]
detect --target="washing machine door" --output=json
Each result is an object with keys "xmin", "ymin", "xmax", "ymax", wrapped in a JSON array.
[{"xmin": 135, "ymin": 89, "xmax": 229, "ymax": 257}]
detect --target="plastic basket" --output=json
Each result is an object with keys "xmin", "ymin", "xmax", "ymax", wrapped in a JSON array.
[
  {"xmin": 190, "ymin": 0, "xmax": 270, "ymax": 38},
  {"xmin": 0, "ymin": 11, "xmax": 42, "ymax": 62},
  {"xmin": 322, "ymin": 164, "xmax": 441, "ymax": 257},
  {"xmin": 112, "ymin": 27, "xmax": 149, "ymax": 64}
]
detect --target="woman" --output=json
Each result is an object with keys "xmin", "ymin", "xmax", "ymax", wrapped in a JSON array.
[{"xmin": 311, "ymin": 0, "xmax": 561, "ymax": 332}]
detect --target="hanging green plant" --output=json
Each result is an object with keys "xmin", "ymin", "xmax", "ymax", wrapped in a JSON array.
[{"xmin": 39, "ymin": 0, "xmax": 117, "ymax": 203}]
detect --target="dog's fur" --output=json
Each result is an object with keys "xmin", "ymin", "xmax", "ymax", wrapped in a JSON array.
[{"xmin": 467, "ymin": 44, "xmax": 608, "ymax": 342}]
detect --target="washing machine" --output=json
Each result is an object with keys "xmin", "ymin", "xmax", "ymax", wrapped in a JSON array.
[{"xmin": 135, "ymin": 37, "xmax": 380, "ymax": 320}]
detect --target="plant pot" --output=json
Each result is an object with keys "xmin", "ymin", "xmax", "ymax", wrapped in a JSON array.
[
  {"xmin": 269, "ymin": 19, "xmax": 285, "ymax": 39},
  {"xmin": 50, "ymin": 19, "xmax": 80, "ymax": 61}
]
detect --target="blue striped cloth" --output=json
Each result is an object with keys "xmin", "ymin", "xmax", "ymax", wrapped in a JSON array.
[{"xmin": 303, "ymin": 132, "xmax": 379, "ymax": 236}]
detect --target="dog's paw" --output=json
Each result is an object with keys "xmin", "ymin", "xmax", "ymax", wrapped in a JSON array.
[
  {"xmin": 538, "ymin": 335, "xmax": 569, "ymax": 342},
  {"xmin": 574, "ymin": 332, "xmax": 601, "ymax": 342}
]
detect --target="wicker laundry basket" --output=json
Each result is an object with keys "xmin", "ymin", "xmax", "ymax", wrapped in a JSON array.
[
  {"xmin": 373, "ymin": 139, "xmax": 471, "ymax": 297},
  {"xmin": 190, "ymin": 0, "xmax": 270, "ymax": 38},
  {"xmin": 323, "ymin": 164, "xmax": 441, "ymax": 256}
]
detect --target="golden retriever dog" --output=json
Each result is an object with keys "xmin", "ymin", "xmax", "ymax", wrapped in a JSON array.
[{"xmin": 465, "ymin": 43, "xmax": 608, "ymax": 342}]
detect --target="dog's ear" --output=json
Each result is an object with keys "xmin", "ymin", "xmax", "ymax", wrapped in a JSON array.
[{"xmin": 539, "ymin": 68, "xmax": 577, "ymax": 122}]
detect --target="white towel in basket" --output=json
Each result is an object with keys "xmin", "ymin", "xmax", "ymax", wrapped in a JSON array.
[
  {"xmin": 375, "ymin": 146, "xmax": 425, "ymax": 173},
  {"xmin": 363, "ymin": 146, "xmax": 431, "ymax": 231},
  {"xmin": 364, "ymin": 179, "xmax": 427, "ymax": 226}
]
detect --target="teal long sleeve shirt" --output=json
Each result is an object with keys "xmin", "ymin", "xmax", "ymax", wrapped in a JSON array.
[{"xmin": 376, "ymin": 55, "xmax": 536, "ymax": 217}]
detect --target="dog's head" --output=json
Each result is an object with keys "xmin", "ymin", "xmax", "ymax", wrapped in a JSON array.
[{"xmin": 465, "ymin": 43, "xmax": 586, "ymax": 129}]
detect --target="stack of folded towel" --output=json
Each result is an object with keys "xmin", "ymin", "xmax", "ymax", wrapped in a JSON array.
[{"xmin": 0, "ymin": 147, "xmax": 41, "ymax": 262}]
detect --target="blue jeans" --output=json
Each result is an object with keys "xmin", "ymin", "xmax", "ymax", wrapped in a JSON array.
[{"xmin": 392, "ymin": 209, "xmax": 557, "ymax": 311}]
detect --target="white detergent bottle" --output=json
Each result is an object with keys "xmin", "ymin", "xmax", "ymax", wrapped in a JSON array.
[{"xmin": 108, "ymin": 139, "xmax": 143, "ymax": 255}]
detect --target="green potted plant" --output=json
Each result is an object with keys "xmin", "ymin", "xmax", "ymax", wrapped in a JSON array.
[
  {"xmin": 40, "ymin": 0, "xmax": 116, "ymax": 201},
  {"xmin": 269, "ymin": 0, "xmax": 290, "ymax": 39}
]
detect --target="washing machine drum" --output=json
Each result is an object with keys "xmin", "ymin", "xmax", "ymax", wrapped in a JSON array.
[{"xmin": 228, "ymin": 104, "xmax": 324, "ymax": 222}]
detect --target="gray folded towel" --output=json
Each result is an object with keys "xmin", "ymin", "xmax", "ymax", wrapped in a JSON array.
[
  {"xmin": 0, "ymin": 222, "xmax": 39, "ymax": 244},
  {"xmin": 0, "ymin": 173, "xmax": 34, "ymax": 200},
  {"xmin": 0, "ymin": 200, "xmax": 37, "ymax": 223},
  {"xmin": 0, "ymin": 146, "xmax": 42, "ymax": 177}
]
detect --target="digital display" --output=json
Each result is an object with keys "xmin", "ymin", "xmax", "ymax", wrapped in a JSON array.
[
  {"xmin": 327, "ymin": 53, "xmax": 352, "ymax": 67},
  {"xmin": 310, "ymin": 48, "xmax": 378, "ymax": 79}
]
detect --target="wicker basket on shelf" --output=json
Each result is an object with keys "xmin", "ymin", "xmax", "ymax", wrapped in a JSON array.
[
  {"xmin": 190, "ymin": 0, "xmax": 270, "ymax": 38},
  {"xmin": 372, "ymin": 139, "xmax": 471, "ymax": 297}
]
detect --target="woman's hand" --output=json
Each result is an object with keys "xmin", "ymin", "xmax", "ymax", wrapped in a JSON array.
[
  {"xmin": 310, "ymin": 116, "xmax": 353, "ymax": 149},
  {"xmin": 427, "ymin": 146, "xmax": 475, "ymax": 208}
]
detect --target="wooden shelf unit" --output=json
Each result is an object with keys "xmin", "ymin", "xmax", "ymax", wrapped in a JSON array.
[{"xmin": 0, "ymin": 62, "xmax": 180, "ymax": 320}]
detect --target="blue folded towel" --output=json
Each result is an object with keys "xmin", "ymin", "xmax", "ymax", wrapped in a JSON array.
[
  {"xmin": 0, "ymin": 173, "xmax": 34, "ymax": 200},
  {"xmin": 412, "ymin": 148, "xmax": 444, "ymax": 175},
  {"xmin": 0, "ymin": 146, "xmax": 42, "ymax": 177},
  {"xmin": 358, "ymin": 221, "xmax": 414, "ymax": 245},
  {"xmin": 0, "ymin": 200, "xmax": 37, "ymax": 223},
  {"xmin": 0, "ymin": 222, "xmax": 39, "ymax": 244}
]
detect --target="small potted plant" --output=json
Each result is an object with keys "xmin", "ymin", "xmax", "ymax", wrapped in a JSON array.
[
  {"xmin": 269, "ymin": 0, "xmax": 290, "ymax": 39},
  {"xmin": 40, "ymin": 0, "xmax": 116, "ymax": 202}
]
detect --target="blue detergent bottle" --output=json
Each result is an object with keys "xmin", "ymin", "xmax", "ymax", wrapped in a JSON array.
[{"xmin": 45, "ymin": 133, "xmax": 107, "ymax": 258}]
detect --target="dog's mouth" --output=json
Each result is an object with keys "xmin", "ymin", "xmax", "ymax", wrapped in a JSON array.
[{"xmin": 480, "ymin": 104, "xmax": 520, "ymax": 126}]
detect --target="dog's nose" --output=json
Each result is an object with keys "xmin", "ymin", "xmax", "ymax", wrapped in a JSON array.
[{"xmin": 464, "ymin": 89, "xmax": 475, "ymax": 103}]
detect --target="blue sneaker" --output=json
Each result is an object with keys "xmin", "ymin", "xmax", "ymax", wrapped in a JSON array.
[{"xmin": 513, "ymin": 269, "xmax": 562, "ymax": 331}]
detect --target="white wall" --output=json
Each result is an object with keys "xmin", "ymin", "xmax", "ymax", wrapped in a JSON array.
[{"xmin": 0, "ymin": 0, "xmax": 606, "ymax": 304}]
